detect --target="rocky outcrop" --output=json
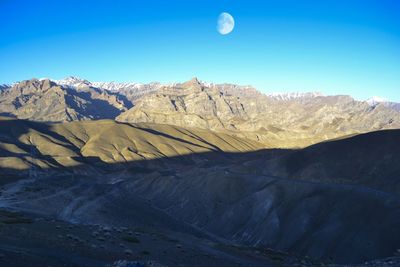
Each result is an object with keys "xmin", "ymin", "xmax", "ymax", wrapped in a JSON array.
[
  {"xmin": 117, "ymin": 78, "xmax": 400, "ymax": 147},
  {"xmin": 0, "ymin": 79, "xmax": 130, "ymax": 122},
  {"xmin": 117, "ymin": 78, "xmax": 253, "ymax": 130}
]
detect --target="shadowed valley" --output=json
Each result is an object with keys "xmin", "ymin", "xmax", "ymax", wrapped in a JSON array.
[{"xmin": 1, "ymin": 117, "xmax": 400, "ymax": 266}]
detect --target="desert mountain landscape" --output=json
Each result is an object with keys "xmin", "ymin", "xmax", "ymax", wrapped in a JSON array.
[
  {"xmin": 2, "ymin": 1, "xmax": 399, "ymax": 266},
  {"xmin": 2, "ymin": 77, "xmax": 400, "ymax": 148},
  {"xmin": 0, "ymin": 77, "xmax": 400, "ymax": 266}
]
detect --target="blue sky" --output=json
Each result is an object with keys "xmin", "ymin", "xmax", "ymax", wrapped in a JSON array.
[{"xmin": 1, "ymin": 0, "xmax": 399, "ymax": 101}]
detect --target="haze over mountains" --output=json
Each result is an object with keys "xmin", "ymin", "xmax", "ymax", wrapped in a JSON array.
[{"xmin": 1, "ymin": 76, "xmax": 400, "ymax": 148}]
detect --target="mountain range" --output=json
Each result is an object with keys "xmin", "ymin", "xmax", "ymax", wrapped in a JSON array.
[
  {"xmin": 1, "ymin": 76, "xmax": 400, "ymax": 266},
  {"xmin": 1, "ymin": 76, "xmax": 400, "ymax": 148}
]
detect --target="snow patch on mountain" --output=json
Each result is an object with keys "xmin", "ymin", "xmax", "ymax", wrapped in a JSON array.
[
  {"xmin": 267, "ymin": 92, "xmax": 324, "ymax": 101},
  {"xmin": 43, "ymin": 76, "xmax": 400, "ymax": 113},
  {"xmin": 365, "ymin": 96, "xmax": 400, "ymax": 112},
  {"xmin": 366, "ymin": 96, "xmax": 388, "ymax": 105},
  {"xmin": 54, "ymin": 76, "xmax": 163, "ymax": 92},
  {"xmin": 55, "ymin": 76, "xmax": 92, "ymax": 88},
  {"xmin": 91, "ymin": 81, "xmax": 162, "ymax": 92},
  {"xmin": 0, "ymin": 84, "xmax": 10, "ymax": 91}
]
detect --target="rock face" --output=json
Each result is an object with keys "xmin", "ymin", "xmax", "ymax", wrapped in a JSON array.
[
  {"xmin": 117, "ymin": 78, "xmax": 254, "ymax": 130},
  {"xmin": 0, "ymin": 79, "xmax": 130, "ymax": 122},
  {"xmin": 2, "ymin": 76, "xmax": 400, "ymax": 147},
  {"xmin": 117, "ymin": 78, "xmax": 400, "ymax": 147}
]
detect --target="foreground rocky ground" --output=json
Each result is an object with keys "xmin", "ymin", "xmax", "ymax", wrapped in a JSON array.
[
  {"xmin": 1, "ymin": 209, "xmax": 399, "ymax": 267},
  {"xmin": 0, "ymin": 209, "xmax": 303, "ymax": 266}
]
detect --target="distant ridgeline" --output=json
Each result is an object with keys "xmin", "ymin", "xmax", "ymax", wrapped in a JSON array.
[{"xmin": 1, "ymin": 76, "xmax": 400, "ymax": 148}]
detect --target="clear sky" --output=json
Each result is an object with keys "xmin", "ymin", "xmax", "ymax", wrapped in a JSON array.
[{"xmin": 1, "ymin": 0, "xmax": 399, "ymax": 101}]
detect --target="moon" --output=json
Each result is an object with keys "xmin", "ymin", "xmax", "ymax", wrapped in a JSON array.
[{"xmin": 217, "ymin": 12, "xmax": 235, "ymax": 35}]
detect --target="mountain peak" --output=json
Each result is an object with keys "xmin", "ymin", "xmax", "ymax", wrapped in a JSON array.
[
  {"xmin": 180, "ymin": 77, "xmax": 202, "ymax": 90},
  {"xmin": 267, "ymin": 91, "xmax": 324, "ymax": 101},
  {"xmin": 17, "ymin": 78, "xmax": 56, "ymax": 89},
  {"xmin": 56, "ymin": 76, "xmax": 92, "ymax": 87},
  {"xmin": 366, "ymin": 96, "xmax": 388, "ymax": 105},
  {"xmin": 189, "ymin": 77, "xmax": 200, "ymax": 83},
  {"xmin": 64, "ymin": 76, "xmax": 86, "ymax": 82}
]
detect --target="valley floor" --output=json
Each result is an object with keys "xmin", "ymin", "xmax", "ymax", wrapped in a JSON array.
[
  {"xmin": 0, "ymin": 209, "xmax": 293, "ymax": 267},
  {"xmin": 0, "ymin": 209, "xmax": 399, "ymax": 267}
]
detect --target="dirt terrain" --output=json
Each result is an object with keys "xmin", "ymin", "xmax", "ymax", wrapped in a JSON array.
[{"xmin": 1, "ymin": 118, "xmax": 400, "ymax": 266}]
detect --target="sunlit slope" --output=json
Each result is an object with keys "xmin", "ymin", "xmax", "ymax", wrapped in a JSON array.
[{"xmin": 0, "ymin": 117, "xmax": 265, "ymax": 170}]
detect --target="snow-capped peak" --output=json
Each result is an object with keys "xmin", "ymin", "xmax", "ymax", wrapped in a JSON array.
[
  {"xmin": 51, "ymin": 76, "xmax": 164, "ymax": 93},
  {"xmin": 365, "ymin": 96, "xmax": 400, "ymax": 111},
  {"xmin": 55, "ymin": 76, "xmax": 92, "ymax": 88},
  {"xmin": 366, "ymin": 96, "xmax": 388, "ymax": 105},
  {"xmin": 91, "ymin": 81, "xmax": 164, "ymax": 93},
  {"xmin": 0, "ymin": 84, "xmax": 10, "ymax": 90},
  {"xmin": 267, "ymin": 91, "xmax": 324, "ymax": 101}
]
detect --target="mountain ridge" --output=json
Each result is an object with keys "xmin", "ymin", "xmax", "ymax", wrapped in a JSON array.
[
  {"xmin": 1, "ymin": 77, "xmax": 400, "ymax": 148},
  {"xmin": 7, "ymin": 75, "xmax": 397, "ymax": 104}
]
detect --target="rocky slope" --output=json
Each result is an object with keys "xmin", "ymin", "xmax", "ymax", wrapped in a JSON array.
[
  {"xmin": 367, "ymin": 97, "xmax": 400, "ymax": 112},
  {"xmin": 258, "ymin": 129, "xmax": 400, "ymax": 193},
  {"xmin": 2, "ymin": 76, "xmax": 400, "ymax": 148},
  {"xmin": 0, "ymin": 116, "xmax": 263, "ymax": 171},
  {"xmin": 117, "ymin": 78, "xmax": 400, "ymax": 147},
  {"xmin": 0, "ymin": 79, "xmax": 131, "ymax": 122},
  {"xmin": 1, "ymin": 118, "xmax": 400, "ymax": 265}
]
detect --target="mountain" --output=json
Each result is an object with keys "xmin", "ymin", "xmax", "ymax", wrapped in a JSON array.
[
  {"xmin": 385, "ymin": 102, "xmax": 400, "ymax": 111},
  {"xmin": 1, "ymin": 117, "xmax": 400, "ymax": 265},
  {"xmin": 0, "ymin": 78, "xmax": 131, "ymax": 122},
  {"xmin": 117, "ymin": 77, "xmax": 400, "ymax": 147},
  {"xmin": 0, "ymin": 117, "xmax": 263, "ymax": 170},
  {"xmin": 1, "ymin": 77, "xmax": 399, "ymax": 266},
  {"xmin": 54, "ymin": 76, "xmax": 92, "ymax": 88},
  {"xmin": 266, "ymin": 91, "xmax": 324, "ymax": 101},
  {"xmin": 367, "ymin": 96, "xmax": 400, "ymax": 112},
  {"xmin": 56, "ymin": 76, "xmax": 162, "ymax": 103},
  {"xmin": 117, "ymin": 77, "xmax": 256, "ymax": 131},
  {"xmin": 366, "ymin": 96, "xmax": 389, "ymax": 105},
  {"xmin": 248, "ymin": 129, "xmax": 400, "ymax": 193},
  {"xmin": 0, "ymin": 84, "xmax": 10, "ymax": 91},
  {"xmin": 2, "ymin": 76, "xmax": 400, "ymax": 148}
]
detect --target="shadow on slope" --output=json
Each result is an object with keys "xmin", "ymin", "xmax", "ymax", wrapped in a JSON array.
[
  {"xmin": 261, "ymin": 129, "xmax": 400, "ymax": 194},
  {"xmin": 65, "ymin": 88, "xmax": 125, "ymax": 120},
  {"xmin": 1, "ymin": 118, "xmax": 400, "ymax": 264}
]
